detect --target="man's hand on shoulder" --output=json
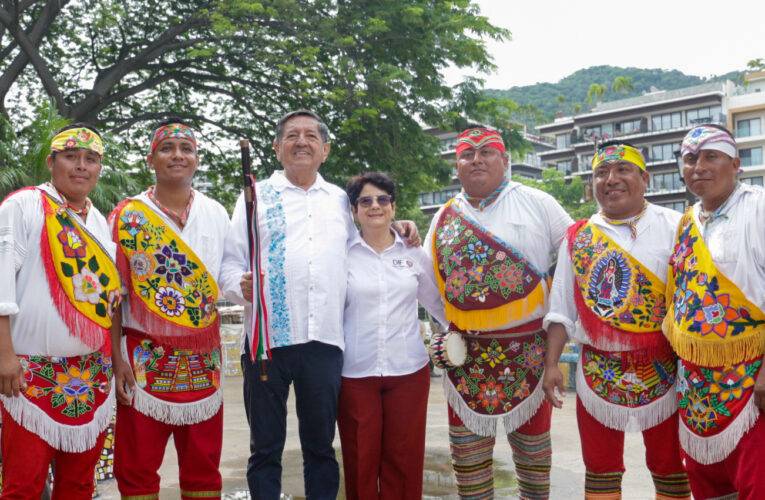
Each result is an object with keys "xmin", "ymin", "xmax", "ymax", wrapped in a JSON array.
[{"xmin": 392, "ymin": 220, "xmax": 421, "ymax": 247}]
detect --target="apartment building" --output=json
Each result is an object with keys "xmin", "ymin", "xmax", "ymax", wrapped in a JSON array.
[
  {"xmin": 727, "ymin": 71, "xmax": 765, "ymax": 187},
  {"xmin": 537, "ymin": 81, "xmax": 734, "ymax": 212}
]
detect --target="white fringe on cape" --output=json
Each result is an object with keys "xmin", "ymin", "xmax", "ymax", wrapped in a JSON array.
[
  {"xmin": 443, "ymin": 370, "xmax": 545, "ymax": 437},
  {"xmin": 570, "ymin": 324, "xmax": 633, "ymax": 352},
  {"xmin": 680, "ymin": 396, "xmax": 760, "ymax": 465},
  {"xmin": 130, "ymin": 385, "xmax": 222, "ymax": 425},
  {"xmin": 576, "ymin": 357, "xmax": 677, "ymax": 433},
  {"xmin": 0, "ymin": 386, "xmax": 115, "ymax": 453}
]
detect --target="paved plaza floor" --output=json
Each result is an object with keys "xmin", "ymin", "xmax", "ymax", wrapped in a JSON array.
[{"xmin": 98, "ymin": 373, "xmax": 656, "ymax": 499}]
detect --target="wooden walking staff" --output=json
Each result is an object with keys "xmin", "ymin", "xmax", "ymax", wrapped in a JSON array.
[{"xmin": 240, "ymin": 139, "xmax": 271, "ymax": 381}]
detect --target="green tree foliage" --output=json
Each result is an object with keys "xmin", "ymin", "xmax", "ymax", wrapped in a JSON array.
[
  {"xmin": 747, "ymin": 58, "xmax": 765, "ymax": 71},
  {"xmin": 586, "ymin": 83, "xmax": 607, "ymax": 105},
  {"xmin": 0, "ymin": 101, "xmax": 142, "ymax": 212},
  {"xmin": 513, "ymin": 168, "xmax": 596, "ymax": 220},
  {"xmin": 0, "ymin": 0, "xmax": 509, "ymax": 212},
  {"xmin": 611, "ymin": 75, "xmax": 634, "ymax": 94}
]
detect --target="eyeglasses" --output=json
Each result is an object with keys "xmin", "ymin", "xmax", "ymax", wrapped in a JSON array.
[
  {"xmin": 457, "ymin": 147, "xmax": 501, "ymax": 163},
  {"xmin": 357, "ymin": 195, "xmax": 393, "ymax": 207}
]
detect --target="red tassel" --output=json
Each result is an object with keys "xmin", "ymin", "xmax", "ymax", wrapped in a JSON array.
[{"xmin": 39, "ymin": 194, "xmax": 109, "ymax": 355}]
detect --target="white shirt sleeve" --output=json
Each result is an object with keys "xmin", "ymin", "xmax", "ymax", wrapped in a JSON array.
[
  {"xmin": 543, "ymin": 196, "xmax": 574, "ymax": 269},
  {"xmin": 219, "ymin": 191, "xmax": 249, "ymax": 306},
  {"xmin": 543, "ymin": 237, "xmax": 577, "ymax": 339},
  {"xmin": 0, "ymin": 194, "xmax": 27, "ymax": 315},
  {"xmin": 412, "ymin": 247, "xmax": 447, "ymax": 328}
]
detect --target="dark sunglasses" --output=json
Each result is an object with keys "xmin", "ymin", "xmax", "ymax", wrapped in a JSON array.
[{"xmin": 357, "ymin": 195, "xmax": 393, "ymax": 208}]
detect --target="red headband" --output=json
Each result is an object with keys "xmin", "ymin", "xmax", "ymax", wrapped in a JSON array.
[{"xmin": 455, "ymin": 128, "xmax": 506, "ymax": 156}]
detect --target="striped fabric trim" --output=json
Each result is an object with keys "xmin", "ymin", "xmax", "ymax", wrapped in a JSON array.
[
  {"xmin": 121, "ymin": 495, "xmax": 160, "ymax": 500},
  {"xmin": 509, "ymin": 431, "xmax": 552, "ymax": 499},
  {"xmin": 584, "ymin": 470, "xmax": 623, "ymax": 497},
  {"xmin": 652, "ymin": 472, "xmax": 691, "ymax": 499},
  {"xmin": 180, "ymin": 490, "xmax": 221, "ymax": 499},
  {"xmin": 449, "ymin": 425, "xmax": 495, "ymax": 499}
]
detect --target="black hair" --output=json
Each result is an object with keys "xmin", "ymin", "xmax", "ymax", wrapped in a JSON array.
[
  {"xmin": 345, "ymin": 171, "xmax": 396, "ymax": 207},
  {"xmin": 275, "ymin": 109, "xmax": 330, "ymax": 143},
  {"xmin": 596, "ymin": 139, "xmax": 638, "ymax": 151}
]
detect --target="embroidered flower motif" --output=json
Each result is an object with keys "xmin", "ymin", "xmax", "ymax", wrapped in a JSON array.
[
  {"xmin": 457, "ymin": 376, "xmax": 471, "ymax": 395},
  {"xmin": 618, "ymin": 311, "xmax": 635, "ymax": 323},
  {"xmin": 635, "ymin": 273, "xmax": 649, "ymax": 287},
  {"xmin": 673, "ymin": 287, "xmax": 695, "ymax": 322},
  {"xmin": 445, "ymin": 270, "xmax": 468, "ymax": 298},
  {"xmin": 199, "ymin": 294, "xmax": 216, "ymax": 319},
  {"xmin": 466, "ymin": 241, "xmax": 489, "ymax": 263},
  {"xmin": 72, "ymin": 268, "xmax": 103, "ymax": 304},
  {"xmin": 120, "ymin": 210, "xmax": 148, "ymax": 237},
  {"xmin": 154, "ymin": 286, "xmax": 186, "ymax": 316},
  {"xmin": 480, "ymin": 343, "xmax": 507, "ymax": 368},
  {"xmin": 466, "ymin": 265, "xmax": 485, "ymax": 283},
  {"xmin": 25, "ymin": 385, "xmax": 45, "ymax": 398},
  {"xmin": 513, "ymin": 379, "xmax": 531, "ymax": 399},
  {"xmin": 54, "ymin": 366, "xmax": 95, "ymax": 405},
  {"xmin": 476, "ymin": 379, "xmax": 506, "ymax": 410},
  {"xmin": 495, "ymin": 263, "xmax": 523, "ymax": 291},
  {"xmin": 693, "ymin": 292, "xmax": 739, "ymax": 338},
  {"xmin": 683, "ymin": 391, "xmax": 718, "ymax": 434},
  {"xmin": 470, "ymin": 286, "xmax": 490, "ymax": 303},
  {"xmin": 438, "ymin": 218, "xmax": 462, "ymax": 246},
  {"xmin": 154, "ymin": 245, "xmax": 192, "ymax": 286},
  {"xmin": 130, "ymin": 251, "xmax": 154, "ymax": 282},
  {"xmin": 708, "ymin": 364, "xmax": 755, "ymax": 402},
  {"xmin": 650, "ymin": 302, "xmax": 667, "ymax": 323},
  {"xmin": 602, "ymin": 368, "xmax": 616, "ymax": 382},
  {"xmin": 574, "ymin": 229, "xmax": 593, "ymax": 250},
  {"xmin": 519, "ymin": 343, "xmax": 544, "ymax": 370},
  {"xmin": 497, "ymin": 367, "xmax": 515, "ymax": 384},
  {"xmin": 57, "ymin": 226, "xmax": 87, "ymax": 259},
  {"xmin": 696, "ymin": 272, "xmax": 708, "ymax": 286},
  {"xmin": 495, "ymin": 251, "xmax": 506, "ymax": 261}
]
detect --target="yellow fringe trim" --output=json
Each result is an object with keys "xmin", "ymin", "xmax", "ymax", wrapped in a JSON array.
[
  {"xmin": 443, "ymin": 281, "xmax": 546, "ymax": 331},
  {"xmin": 662, "ymin": 316, "xmax": 765, "ymax": 366}
]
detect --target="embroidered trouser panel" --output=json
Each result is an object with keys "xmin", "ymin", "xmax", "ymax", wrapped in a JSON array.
[
  {"xmin": 682, "ymin": 415, "xmax": 765, "ymax": 500},
  {"xmin": 337, "ymin": 365, "xmax": 430, "ymax": 500},
  {"xmin": 0, "ymin": 407, "xmax": 105, "ymax": 500},
  {"xmin": 448, "ymin": 400, "xmax": 552, "ymax": 499},
  {"xmin": 113, "ymin": 404, "xmax": 223, "ymax": 500},
  {"xmin": 575, "ymin": 399, "xmax": 689, "ymax": 499}
]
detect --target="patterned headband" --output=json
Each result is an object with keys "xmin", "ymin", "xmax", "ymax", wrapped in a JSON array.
[
  {"xmin": 50, "ymin": 127, "xmax": 104, "ymax": 156},
  {"xmin": 592, "ymin": 144, "xmax": 646, "ymax": 171},
  {"xmin": 149, "ymin": 123, "xmax": 197, "ymax": 153},
  {"xmin": 456, "ymin": 128, "xmax": 506, "ymax": 156},
  {"xmin": 681, "ymin": 125, "xmax": 737, "ymax": 158}
]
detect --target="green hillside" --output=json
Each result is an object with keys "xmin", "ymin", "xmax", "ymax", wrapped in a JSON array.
[{"xmin": 487, "ymin": 65, "xmax": 742, "ymax": 127}]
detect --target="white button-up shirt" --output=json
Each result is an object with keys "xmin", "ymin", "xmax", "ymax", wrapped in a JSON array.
[
  {"xmin": 220, "ymin": 171, "xmax": 355, "ymax": 350},
  {"xmin": 544, "ymin": 204, "xmax": 681, "ymax": 349},
  {"xmin": 425, "ymin": 181, "xmax": 573, "ymax": 329},
  {"xmin": 0, "ymin": 184, "xmax": 115, "ymax": 356},
  {"xmin": 343, "ymin": 232, "xmax": 446, "ymax": 378},
  {"xmin": 691, "ymin": 183, "xmax": 765, "ymax": 310},
  {"xmin": 120, "ymin": 190, "xmax": 231, "ymax": 331}
]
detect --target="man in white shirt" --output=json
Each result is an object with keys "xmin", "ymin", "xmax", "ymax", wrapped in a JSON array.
[
  {"xmin": 425, "ymin": 127, "xmax": 572, "ymax": 499},
  {"xmin": 542, "ymin": 140, "xmax": 689, "ymax": 499},
  {"xmin": 220, "ymin": 110, "xmax": 359, "ymax": 499},
  {"xmin": 0, "ymin": 124, "xmax": 120, "ymax": 499},
  {"xmin": 110, "ymin": 119, "xmax": 231, "ymax": 499},
  {"xmin": 664, "ymin": 124, "xmax": 765, "ymax": 499}
]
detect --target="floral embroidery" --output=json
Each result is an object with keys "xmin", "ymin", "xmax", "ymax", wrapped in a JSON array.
[
  {"xmin": 435, "ymin": 209, "xmax": 542, "ymax": 306},
  {"xmin": 57, "ymin": 225, "xmax": 87, "ymax": 259},
  {"xmin": 117, "ymin": 201, "xmax": 217, "ymax": 328},
  {"xmin": 677, "ymin": 358, "xmax": 761, "ymax": 436},
  {"xmin": 259, "ymin": 184, "xmax": 291, "ymax": 347},
  {"xmin": 72, "ymin": 268, "xmax": 103, "ymax": 304},
  {"xmin": 447, "ymin": 333, "xmax": 545, "ymax": 416},
  {"xmin": 581, "ymin": 346, "xmax": 676, "ymax": 408},
  {"xmin": 19, "ymin": 353, "xmax": 112, "ymax": 420}
]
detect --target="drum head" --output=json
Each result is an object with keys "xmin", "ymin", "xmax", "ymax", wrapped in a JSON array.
[{"xmin": 445, "ymin": 332, "xmax": 467, "ymax": 366}]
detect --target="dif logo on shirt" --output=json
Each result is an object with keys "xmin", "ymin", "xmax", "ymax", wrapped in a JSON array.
[{"xmin": 392, "ymin": 258, "xmax": 414, "ymax": 269}]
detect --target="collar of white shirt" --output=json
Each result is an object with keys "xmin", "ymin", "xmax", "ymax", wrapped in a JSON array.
[
  {"xmin": 268, "ymin": 170, "xmax": 332, "ymax": 193},
  {"xmin": 349, "ymin": 229, "xmax": 403, "ymax": 253}
]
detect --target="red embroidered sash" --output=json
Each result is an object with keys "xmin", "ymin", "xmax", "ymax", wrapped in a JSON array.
[{"xmin": 432, "ymin": 200, "xmax": 546, "ymax": 331}]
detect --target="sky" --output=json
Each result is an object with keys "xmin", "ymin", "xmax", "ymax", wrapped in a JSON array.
[{"xmin": 446, "ymin": 0, "xmax": 765, "ymax": 89}]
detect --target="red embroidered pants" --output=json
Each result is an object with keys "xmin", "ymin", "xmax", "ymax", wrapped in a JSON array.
[
  {"xmin": 0, "ymin": 407, "xmax": 104, "ymax": 500},
  {"xmin": 337, "ymin": 364, "xmax": 430, "ymax": 500},
  {"xmin": 576, "ymin": 399, "xmax": 689, "ymax": 499},
  {"xmin": 113, "ymin": 403, "xmax": 223, "ymax": 500},
  {"xmin": 682, "ymin": 414, "xmax": 765, "ymax": 500}
]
